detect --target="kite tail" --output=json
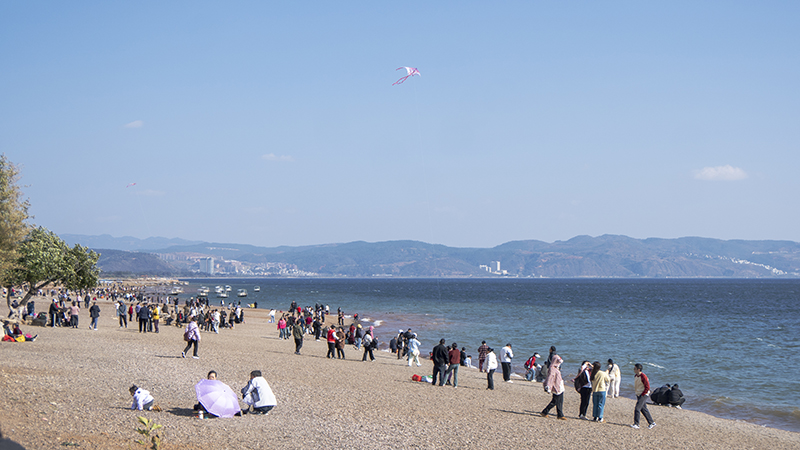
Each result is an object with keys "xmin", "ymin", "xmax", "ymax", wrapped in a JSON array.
[{"xmin": 392, "ymin": 76, "xmax": 410, "ymax": 86}]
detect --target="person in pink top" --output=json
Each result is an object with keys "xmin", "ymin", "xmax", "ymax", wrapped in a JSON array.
[
  {"xmin": 68, "ymin": 302, "xmax": 80, "ymax": 329},
  {"xmin": 277, "ymin": 317, "xmax": 287, "ymax": 340},
  {"xmin": 181, "ymin": 316, "xmax": 201, "ymax": 359}
]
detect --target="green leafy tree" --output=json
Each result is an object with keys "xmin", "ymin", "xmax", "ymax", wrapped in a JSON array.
[
  {"xmin": 5, "ymin": 226, "xmax": 100, "ymax": 307},
  {"xmin": 0, "ymin": 154, "xmax": 31, "ymax": 286}
]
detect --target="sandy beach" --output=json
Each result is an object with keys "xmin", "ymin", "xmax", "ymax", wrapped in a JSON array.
[{"xmin": 1, "ymin": 297, "xmax": 798, "ymax": 450}]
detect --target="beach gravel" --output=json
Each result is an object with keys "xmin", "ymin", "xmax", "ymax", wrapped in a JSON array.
[{"xmin": 1, "ymin": 298, "xmax": 798, "ymax": 449}]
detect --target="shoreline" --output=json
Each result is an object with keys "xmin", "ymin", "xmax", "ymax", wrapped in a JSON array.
[
  {"xmin": 1, "ymin": 296, "xmax": 798, "ymax": 449},
  {"xmin": 338, "ymin": 306, "xmax": 800, "ymax": 434}
]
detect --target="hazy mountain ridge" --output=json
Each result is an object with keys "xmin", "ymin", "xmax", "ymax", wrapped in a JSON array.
[{"xmin": 62, "ymin": 234, "xmax": 800, "ymax": 278}]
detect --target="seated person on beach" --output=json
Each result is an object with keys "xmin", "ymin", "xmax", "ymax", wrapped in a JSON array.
[
  {"xmin": 130, "ymin": 385, "xmax": 159, "ymax": 411},
  {"xmin": 11, "ymin": 323, "xmax": 37, "ymax": 342},
  {"xmin": 194, "ymin": 371, "xmax": 220, "ymax": 417},
  {"xmin": 650, "ymin": 384, "xmax": 671, "ymax": 405},
  {"xmin": 667, "ymin": 384, "xmax": 685, "ymax": 408},
  {"xmin": 241, "ymin": 370, "xmax": 277, "ymax": 415}
]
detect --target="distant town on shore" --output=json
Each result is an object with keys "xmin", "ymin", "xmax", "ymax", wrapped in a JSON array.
[{"xmin": 60, "ymin": 233, "xmax": 800, "ymax": 279}]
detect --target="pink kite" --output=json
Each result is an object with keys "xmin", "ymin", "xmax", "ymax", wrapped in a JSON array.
[
  {"xmin": 393, "ymin": 67, "xmax": 420, "ymax": 85},
  {"xmin": 126, "ymin": 183, "xmax": 136, "ymax": 188}
]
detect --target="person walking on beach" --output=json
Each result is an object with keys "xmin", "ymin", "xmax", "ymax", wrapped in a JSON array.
[
  {"xmin": 292, "ymin": 320, "xmax": 304, "ymax": 354},
  {"xmin": 541, "ymin": 354, "xmax": 566, "ymax": 419},
  {"xmin": 431, "ymin": 339, "xmax": 449, "ymax": 386},
  {"xmin": 182, "ymin": 315, "xmax": 201, "ymax": 359},
  {"xmin": 486, "ymin": 348, "xmax": 498, "ymax": 390},
  {"xmin": 631, "ymin": 363, "xmax": 656, "ymax": 429},
  {"xmin": 89, "ymin": 301, "xmax": 100, "ymax": 330},
  {"xmin": 116, "ymin": 300, "xmax": 127, "ymax": 328},
  {"xmin": 591, "ymin": 361, "xmax": 610, "ymax": 422},
  {"xmin": 407, "ymin": 333, "xmax": 421, "ymax": 367},
  {"xmin": 576, "ymin": 361, "xmax": 592, "ymax": 420},
  {"xmin": 477, "ymin": 341, "xmax": 489, "ymax": 372},
  {"xmin": 444, "ymin": 342, "xmax": 461, "ymax": 388},
  {"xmin": 500, "ymin": 343, "xmax": 514, "ymax": 382},
  {"xmin": 361, "ymin": 327, "xmax": 376, "ymax": 362}
]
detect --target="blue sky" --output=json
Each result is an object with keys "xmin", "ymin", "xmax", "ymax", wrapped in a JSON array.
[{"xmin": 2, "ymin": 2, "xmax": 798, "ymax": 248}]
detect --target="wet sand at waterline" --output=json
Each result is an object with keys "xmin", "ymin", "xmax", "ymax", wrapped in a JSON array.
[{"xmin": 1, "ymin": 299, "xmax": 797, "ymax": 449}]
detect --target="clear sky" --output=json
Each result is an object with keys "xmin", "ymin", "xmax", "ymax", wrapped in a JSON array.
[{"xmin": 2, "ymin": 2, "xmax": 798, "ymax": 248}]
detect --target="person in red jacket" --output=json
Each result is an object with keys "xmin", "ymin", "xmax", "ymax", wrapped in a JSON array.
[
  {"xmin": 326, "ymin": 326, "xmax": 337, "ymax": 358},
  {"xmin": 631, "ymin": 363, "xmax": 656, "ymax": 429},
  {"xmin": 444, "ymin": 343, "xmax": 461, "ymax": 387}
]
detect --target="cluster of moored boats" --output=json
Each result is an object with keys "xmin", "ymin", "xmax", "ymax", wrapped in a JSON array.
[{"xmin": 193, "ymin": 285, "xmax": 260, "ymax": 298}]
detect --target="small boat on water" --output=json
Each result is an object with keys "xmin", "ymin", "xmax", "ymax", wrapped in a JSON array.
[
  {"xmin": 170, "ymin": 286, "xmax": 184, "ymax": 295},
  {"xmin": 225, "ymin": 285, "xmax": 232, "ymax": 292},
  {"xmin": 214, "ymin": 285, "xmax": 224, "ymax": 294},
  {"xmin": 216, "ymin": 291, "xmax": 228, "ymax": 298},
  {"xmin": 237, "ymin": 289, "xmax": 248, "ymax": 297},
  {"xmin": 253, "ymin": 286, "xmax": 261, "ymax": 292}
]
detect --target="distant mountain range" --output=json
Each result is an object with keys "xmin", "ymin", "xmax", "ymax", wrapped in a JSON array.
[
  {"xmin": 61, "ymin": 234, "xmax": 203, "ymax": 252},
  {"xmin": 60, "ymin": 234, "xmax": 800, "ymax": 278}
]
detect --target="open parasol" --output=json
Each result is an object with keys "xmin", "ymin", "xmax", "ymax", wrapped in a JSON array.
[{"xmin": 194, "ymin": 379, "xmax": 241, "ymax": 418}]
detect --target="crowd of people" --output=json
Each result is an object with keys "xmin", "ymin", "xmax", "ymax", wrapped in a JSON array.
[{"xmin": 6, "ymin": 283, "xmax": 686, "ymax": 430}]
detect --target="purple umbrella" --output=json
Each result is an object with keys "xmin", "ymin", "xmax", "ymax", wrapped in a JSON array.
[{"xmin": 194, "ymin": 379, "xmax": 241, "ymax": 418}]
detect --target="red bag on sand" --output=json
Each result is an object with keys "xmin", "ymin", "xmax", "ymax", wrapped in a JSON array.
[
  {"xmin": 411, "ymin": 374, "xmax": 421, "ymax": 382},
  {"xmin": 2, "ymin": 335, "xmax": 15, "ymax": 342}
]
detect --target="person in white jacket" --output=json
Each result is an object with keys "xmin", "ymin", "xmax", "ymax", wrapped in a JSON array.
[
  {"xmin": 500, "ymin": 343, "xmax": 514, "ymax": 383},
  {"xmin": 407, "ymin": 334, "xmax": 422, "ymax": 367},
  {"xmin": 607, "ymin": 358, "xmax": 621, "ymax": 398},
  {"xmin": 130, "ymin": 385, "xmax": 155, "ymax": 411},
  {"xmin": 241, "ymin": 370, "xmax": 277, "ymax": 415},
  {"xmin": 486, "ymin": 348, "xmax": 499, "ymax": 390}
]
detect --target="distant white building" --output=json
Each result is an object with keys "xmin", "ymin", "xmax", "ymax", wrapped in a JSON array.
[
  {"xmin": 199, "ymin": 257, "xmax": 215, "ymax": 275},
  {"xmin": 491, "ymin": 261, "xmax": 501, "ymax": 272}
]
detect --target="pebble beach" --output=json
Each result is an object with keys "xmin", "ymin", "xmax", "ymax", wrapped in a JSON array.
[{"xmin": 1, "ymin": 297, "xmax": 798, "ymax": 450}]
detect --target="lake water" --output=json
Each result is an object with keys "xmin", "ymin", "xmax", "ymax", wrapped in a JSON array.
[{"xmin": 176, "ymin": 278, "xmax": 800, "ymax": 433}]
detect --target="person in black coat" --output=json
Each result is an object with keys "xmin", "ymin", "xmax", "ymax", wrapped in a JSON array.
[
  {"xmin": 668, "ymin": 384, "xmax": 685, "ymax": 408},
  {"xmin": 431, "ymin": 339, "xmax": 450, "ymax": 386},
  {"xmin": 650, "ymin": 384, "xmax": 671, "ymax": 405},
  {"xmin": 49, "ymin": 300, "xmax": 60, "ymax": 327},
  {"xmin": 138, "ymin": 304, "xmax": 151, "ymax": 333},
  {"xmin": 89, "ymin": 302, "xmax": 101, "ymax": 330}
]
